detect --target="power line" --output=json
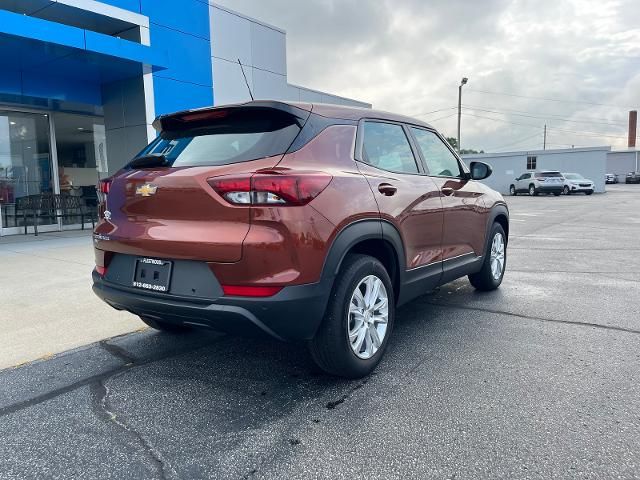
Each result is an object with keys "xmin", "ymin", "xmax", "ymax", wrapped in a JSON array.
[
  {"xmin": 462, "ymin": 105, "xmax": 628, "ymax": 128},
  {"xmin": 463, "ymin": 104, "xmax": 627, "ymax": 125},
  {"xmin": 462, "ymin": 112, "xmax": 543, "ymax": 129},
  {"xmin": 462, "ymin": 112, "xmax": 632, "ymax": 139},
  {"xmin": 409, "ymin": 106, "xmax": 457, "ymax": 117},
  {"xmin": 489, "ymin": 132, "xmax": 543, "ymax": 151},
  {"xmin": 465, "ymin": 88, "xmax": 637, "ymax": 109},
  {"xmin": 427, "ymin": 112, "xmax": 458, "ymax": 123},
  {"xmin": 546, "ymin": 126, "xmax": 631, "ymax": 139}
]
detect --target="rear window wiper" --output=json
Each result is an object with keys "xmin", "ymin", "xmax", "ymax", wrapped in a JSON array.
[{"xmin": 128, "ymin": 154, "xmax": 168, "ymax": 169}]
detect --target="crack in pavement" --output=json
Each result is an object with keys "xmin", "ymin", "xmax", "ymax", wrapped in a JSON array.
[
  {"xmin": 0, "ymin": 336, "xmax": 225, "ymax": 418},
  {"xmin": 90, "ymin": 376, "xmax": 177, "ymax": 480},
  {"xmin": 423, "ymin": 301, "xmax": 640, "ymax": 336}
]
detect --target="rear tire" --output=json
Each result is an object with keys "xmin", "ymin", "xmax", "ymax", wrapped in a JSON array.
[
  {"xmin": 553, "ymin": 192, "xmax": 561, "ymax": 196},
  {"xmin": 469, "ymin": 223, "xmax": 507, "ymax": 291},
  {"xmin": 139, "ymin": 316, "xmax": 190, "ymax": 333},
  {"xmin": 509, "ymin": 185, "xmax": 517, "ymax": 196},
  {"xmin": 309, "ymin": 254, "xmax": 394, "ymax": 379}
]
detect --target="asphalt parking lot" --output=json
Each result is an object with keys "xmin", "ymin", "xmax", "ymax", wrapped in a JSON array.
[{"xmin": 1, "ymin": 184, "xmax": 639, "ymax": 479}]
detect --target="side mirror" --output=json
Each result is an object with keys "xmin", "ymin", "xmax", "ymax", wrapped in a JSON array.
[{"xmin": 469, "ymin": 161, "xmax": 492, "ymax": 180}]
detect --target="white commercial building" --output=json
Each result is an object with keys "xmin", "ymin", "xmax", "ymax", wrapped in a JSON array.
[
  {"xmin": 462, "ymin": 147, "xmax": 609, "ymax": 194},
  {"xmin": 607, "ymin": 150, "xmax": 640, "ymax": 182},
  {"xmin": 210, "ymin": 4, "xmax": 371, "ymax": 108}
]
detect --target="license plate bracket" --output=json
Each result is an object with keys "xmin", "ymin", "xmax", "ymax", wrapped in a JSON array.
[{"xmin": 132, "ymin": 258, "xmax": 172, "ymax": 292}]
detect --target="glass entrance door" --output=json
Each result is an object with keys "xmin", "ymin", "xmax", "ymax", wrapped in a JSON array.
[
  {"xmin": 53, "ymin": 113, "xmax": 107, "ymax": 228},
  {"xmin": 0, "ymin": 111, "xmax": 56, "ymax": 234}
]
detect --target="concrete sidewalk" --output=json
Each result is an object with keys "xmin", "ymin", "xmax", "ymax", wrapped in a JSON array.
[{"xmin": 0, "ymin": 230, "xmax": 140, "ymax": 369}]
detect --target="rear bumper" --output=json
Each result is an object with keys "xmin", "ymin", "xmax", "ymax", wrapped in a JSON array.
[
  {"xmin": 92, "ymin": 271, "xmax": 331, "ymax": 341},
  {"xmin": 568, "ymin": 185, "xmax": 594, "ymax": 192},
  {"xmin": 537, "ymin": 185, "xmax": 563, "ymax": 193}
]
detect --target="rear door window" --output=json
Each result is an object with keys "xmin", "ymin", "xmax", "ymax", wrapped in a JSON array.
[
  {"xmin": 138, "ymin": 109, "xmax": 301, "ymax": 167},
  {"xmin": 361, "ymin": 122, "xmax": 419, "ymax": 174}
]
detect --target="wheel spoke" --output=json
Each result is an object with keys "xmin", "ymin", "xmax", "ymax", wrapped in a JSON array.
[
  {"xmin": 372, "ymin": 312, "xmax": 388, "ymax": 325},
  {"xmin": 369, "ymin": 325, "xmax": 382, "ymax": 348},
  {"xmin": 349, "ymin": 320, "xmax": 364, "ymax": 341},
  {"xmin": 364, "ymin": 327, "xmax": 376, "ymax": 358},
  {"xmin": 352, "ymin": 326, "xmax": 366, "ymax": 353},
  {"xmin": 368, "ymin": 279, "xmax": 381, "ymax": 309},
  {"xmin": 373, "ymin": 296, "xmax": 388, "ymax": 312},
  {"xmin": 352, "ymin": 287, "xmax": 366, "ymax": 309},
  {"xmin": 349, "ymin": 302, "xmax": 364, "ymax": 318}
]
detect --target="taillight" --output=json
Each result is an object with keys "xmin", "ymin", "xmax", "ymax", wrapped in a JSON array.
[
  {"xmin": 208, "ymin": 172, "xmax": 332, "ymax": 206},
  {"xmin": 98, "ymin": 179, "xmax": 111, "ymax": 194},
  {"xmin": 96, "ymin": 265, "xmax": 107, "ymax": 276},
  {"xmin": 222, "ymin": 285, "xmax": 283, "ymax": 297}
]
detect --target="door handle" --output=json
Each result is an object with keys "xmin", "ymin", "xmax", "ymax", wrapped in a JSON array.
[
  {"xmin": 378, "ymin": 183, "xmax": 397, "ymax": 196},
  {"xmin": 441, "ymin": 187, "xmax": 455, "ymax": 196}
]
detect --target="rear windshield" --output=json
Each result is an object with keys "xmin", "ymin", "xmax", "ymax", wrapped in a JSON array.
[
  {"xmin": 138, "ymin": 109, "xmax": 301, "ymax": 167},
  {"xmin": 536, "ymin": 172, "xmax": 562, "ymax": 178}
]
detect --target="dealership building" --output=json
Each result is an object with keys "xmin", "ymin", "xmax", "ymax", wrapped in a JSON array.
[{"xmin": 0, "ymin": 0, "xmax": 368, "ymax": 236}]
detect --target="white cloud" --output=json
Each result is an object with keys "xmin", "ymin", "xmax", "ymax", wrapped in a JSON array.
[{"xmin": 215, "ymin": 0, "xmax": 640, "ymax": 151}]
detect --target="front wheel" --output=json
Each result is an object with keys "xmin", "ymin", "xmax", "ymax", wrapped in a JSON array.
[
  {"xmin": 509, "ymin": 185, "xmax": 517, "ymax": 196},
  {"xmin": 468, "ymin": 223, "xmax": 507, "ymax": 291},
  {"xmin": 563, "ymin": 186, "xmax": 570, "ymax": 195},
  {"xmin": 585, "ymin": 190, "xmax": 593, "ymax": 195},
  {"xmin": 309, "ymin": 254, "xmax": 394, "ymax": 378}
]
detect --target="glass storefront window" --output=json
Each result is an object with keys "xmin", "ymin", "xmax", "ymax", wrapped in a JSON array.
[{"xmin": 0, "ymin": 111, "xmax": 55, "ymax": 230}]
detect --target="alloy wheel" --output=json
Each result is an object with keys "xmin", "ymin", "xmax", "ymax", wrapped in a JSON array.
[
  {"xmin": 347, "ymin": 275, "xmax": 389, "ymax": 359},
  {"xmin": 490, "ymin": 232, "xmax": 505, "ymax": 280}
]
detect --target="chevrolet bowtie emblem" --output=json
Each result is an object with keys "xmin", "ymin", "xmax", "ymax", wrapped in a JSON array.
[{"xmin": 136, "ymin": 183, "xmax": 158, "ymax": 197}]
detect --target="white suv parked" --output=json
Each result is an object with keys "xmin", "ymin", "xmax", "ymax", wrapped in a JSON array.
[
  {"xmin": 510, "ymin": 171, "xmax": 564, "ymax": 196},
  {"xmin": 562, "ymin": 173, "xmax": 594, "ymax": 195}
]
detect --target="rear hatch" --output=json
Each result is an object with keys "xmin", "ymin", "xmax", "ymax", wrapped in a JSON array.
[
  {"xmin": 95, "ymin": 104, "xmax": 310, "ymax": 262},
  {"xmin": 536, "ymin": 171, "xmax": 564, "ymax": 185}
]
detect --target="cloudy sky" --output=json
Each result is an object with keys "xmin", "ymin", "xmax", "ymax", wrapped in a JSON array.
[{"xmin": 216, "ymin": 0, "xmax": 639, "ymax": 152}]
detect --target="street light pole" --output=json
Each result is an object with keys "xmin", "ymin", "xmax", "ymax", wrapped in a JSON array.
[{"xmin": 457, "ymin": 77, "xmax": 468, "ymax": 153}]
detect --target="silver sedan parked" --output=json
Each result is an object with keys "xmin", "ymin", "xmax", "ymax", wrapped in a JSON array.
[{"xmin": 562, "ymin": 173, "xmax": 594, "ymax": 195}]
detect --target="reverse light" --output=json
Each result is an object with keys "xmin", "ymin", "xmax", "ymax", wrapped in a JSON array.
[
  {"xmin": 222, "ymin": 285, "xmax": 283, "ymax": 297},
  {"xmin": 208, "ymin": 172, "xmax": 332, "ymax": 206}
]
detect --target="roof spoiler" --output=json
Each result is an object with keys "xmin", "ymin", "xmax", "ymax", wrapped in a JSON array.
[{"xmin": 152, "ymin": 101, "xmax": 312, "ymax": 132}]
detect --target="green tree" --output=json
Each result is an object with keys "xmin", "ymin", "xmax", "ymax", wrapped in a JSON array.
[{"xmin": 446, "ymin": 137, "xmax": 483, "ymax": 154}]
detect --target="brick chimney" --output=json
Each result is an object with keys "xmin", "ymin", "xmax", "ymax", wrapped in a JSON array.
[{"xmin": 629, "ymin": 110, "xmax": 637, "ymax": 148}]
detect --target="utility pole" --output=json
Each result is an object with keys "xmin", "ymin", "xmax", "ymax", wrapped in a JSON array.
[
  {"xmin": 457, "ymin": 77, "xmax": 468, "ymax": 153},
  {"xmin": 543, "ymin": 124, "xmax": 547, "ymax": 150}
]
